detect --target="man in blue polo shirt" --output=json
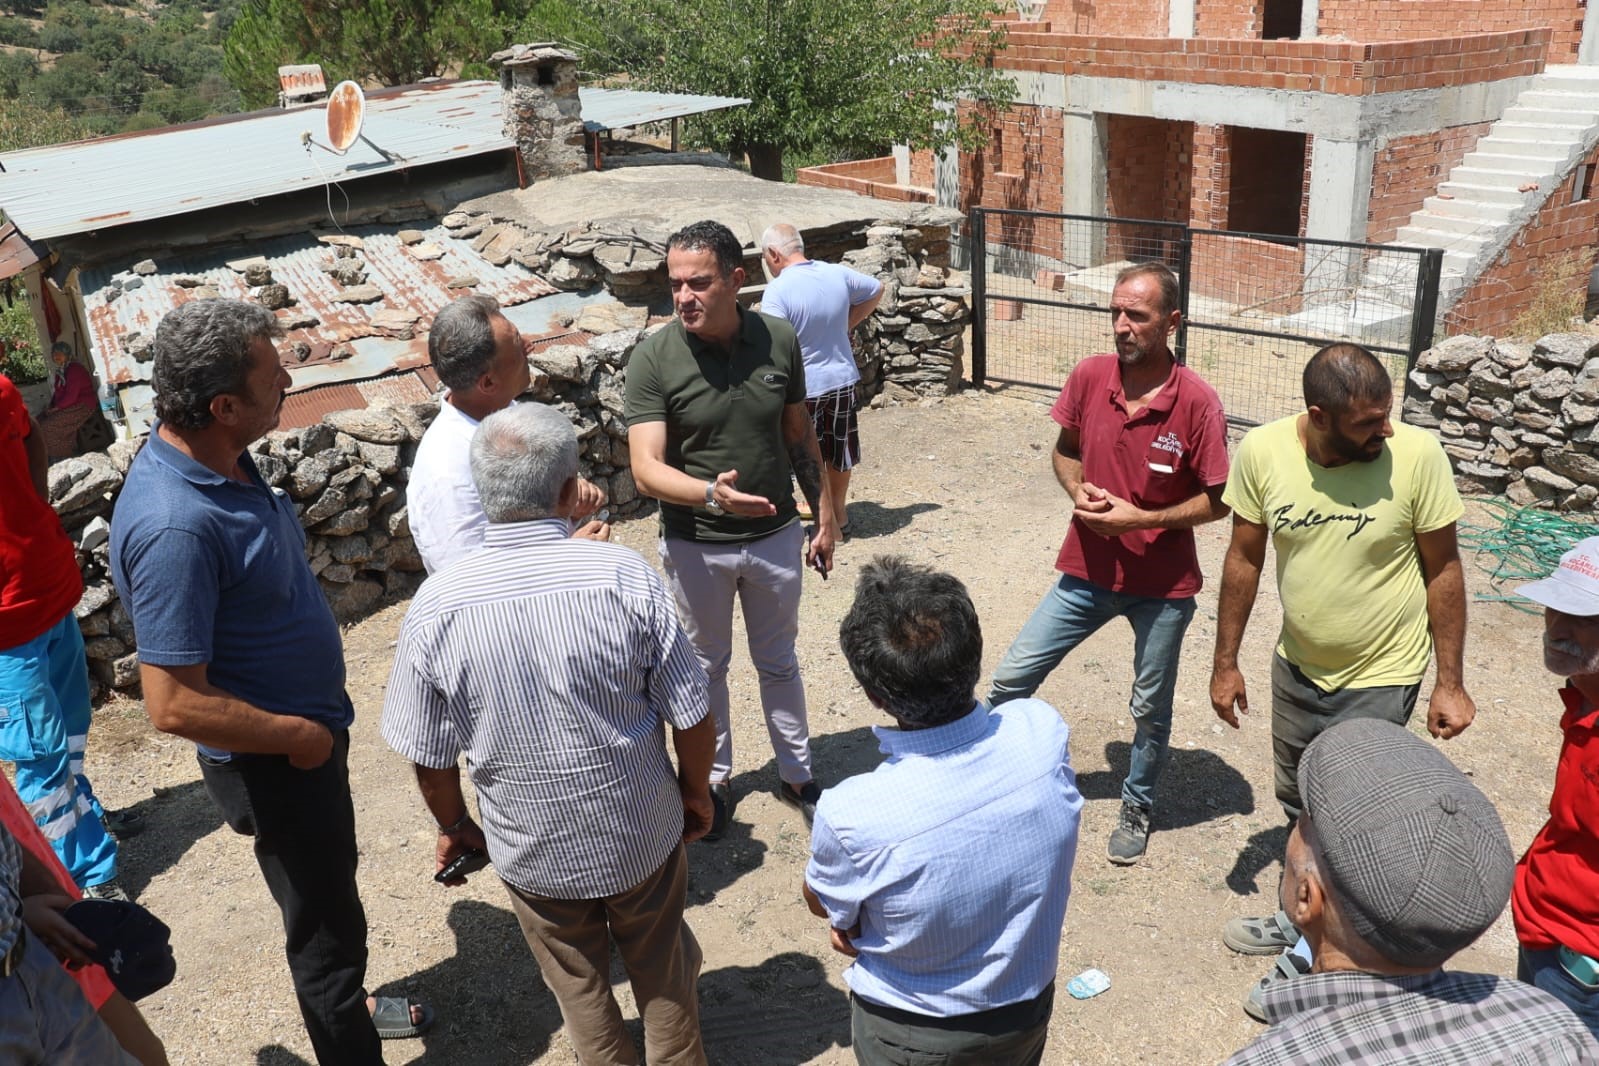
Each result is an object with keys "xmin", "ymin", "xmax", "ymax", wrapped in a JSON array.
[
  {"xmin": 109, "ymin": 300, "xmax": 430, "ymax": 1065},
  {"xmin": 804, "ymin": 556, "xmax": 1082, "ymax": 1065}
]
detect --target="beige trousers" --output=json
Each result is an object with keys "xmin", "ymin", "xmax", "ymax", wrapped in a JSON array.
[{"xmin": 504, "ymin": 844, "xmax": 707, "ymax": 1066}]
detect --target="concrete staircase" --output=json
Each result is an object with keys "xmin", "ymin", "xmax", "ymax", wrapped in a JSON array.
[
  {"xmin": 1360, "ymin": 65, "xmax": 1599, "ymax": 329},
  {"xmin": 1277, "ymin": 68, "xmax": 1599, "ymax": 345}
]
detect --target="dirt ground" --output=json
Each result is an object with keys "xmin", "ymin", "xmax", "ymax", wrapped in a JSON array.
[{"xmin": 81, "ymin": 386, "xmax": 1569, "ymax": 1065}]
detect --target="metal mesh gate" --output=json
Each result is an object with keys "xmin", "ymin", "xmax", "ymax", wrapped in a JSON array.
[{"xmin": 969, "ymin": 208, "xmax": 1443, "ymax": 426}]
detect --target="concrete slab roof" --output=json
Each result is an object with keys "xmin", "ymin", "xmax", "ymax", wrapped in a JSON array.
[{"xmin": 458, "ymin": 163, "xmax": 963, "ymax": 250}]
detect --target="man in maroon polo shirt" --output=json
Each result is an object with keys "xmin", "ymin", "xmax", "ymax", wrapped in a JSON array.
[
  {"xmin": 1509, "ymin": 535, "xmax": 1599, "ymax": 1040},
  {"xmin": 987, "ymin": 262, "xmax": 1230, "ymax": 865}
]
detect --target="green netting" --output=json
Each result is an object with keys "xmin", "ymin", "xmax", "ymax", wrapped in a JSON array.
[{"xmin": 1460, "ymin": 499, "xmax": 1599, "ymax": 612}]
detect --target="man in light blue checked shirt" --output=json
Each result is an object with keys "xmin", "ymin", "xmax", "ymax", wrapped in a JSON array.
[
  {"xmin": 382, "ymin": 403, "xmax": 716, "ymax": 1066},
  {"xmin": 804, "ymin": 556, "xmax": 1082, "ymax": 1066}
]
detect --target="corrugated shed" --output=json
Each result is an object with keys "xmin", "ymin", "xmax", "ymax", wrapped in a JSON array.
[
  {"xmin": 0, "ymin": 82, "xmax": 513, "ymax": 241},
  {"xmin": 0, "ymin": 81, "xmax": 750, "ymax": 242},
  {"xmin": 577, "ymin": 87, "xmax": 750, "ymax": 133}
]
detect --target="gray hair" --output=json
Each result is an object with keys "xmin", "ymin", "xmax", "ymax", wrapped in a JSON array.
[
  {"xmin": 429, "ymin": 294, "xmax": 503, "ymax": 394},
  {"xmin": 470, "ymin": 402, "xmax": 578, "ymax": 523},
  {"xmin": 152, "ymin": 299, "xmax": 284, "ymax": 431},
  {"xmin": 760, "ymin": 223, "xmax": 804, "ymax": 257}
]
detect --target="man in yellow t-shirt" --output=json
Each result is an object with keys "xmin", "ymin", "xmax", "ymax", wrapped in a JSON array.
[{"xmin": 1208, "ymin": 342, "xmax": 1477, "ymax": 1022}]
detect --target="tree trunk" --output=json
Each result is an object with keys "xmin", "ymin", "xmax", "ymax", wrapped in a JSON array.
[{"xmin": 746, "ymin": 142, "xmax": 785, "ymax": 181}]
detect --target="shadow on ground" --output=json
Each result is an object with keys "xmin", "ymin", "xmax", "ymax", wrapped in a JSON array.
[
  {"xmin": 1226, "ymin": 824, "xmax": 1291, "ymax": 896},
  {"xmin": 114, "ymin": 778, "xmax": 222, "ymax": 899},
  {"xmin": 258, "ymin": 898, "xmax": 558, "ymax": 1066},
  {"xmin": 689, "ymin": 726, "xmax": 880, "ymax": 904},
  {"xmin": 1076, "ymin": 741, "xmax": 1255, "ymax": 831},
  {"xmin": 843, "ymin": 500, "xmax": 941, "ymax": 541},
  {"xmin": 254, "ymin": 928, "xmax": 848, "ymax": 1066},
  {"xmin": 700, "ymin": 951, "xmax": 850, "ymax": 1065}
]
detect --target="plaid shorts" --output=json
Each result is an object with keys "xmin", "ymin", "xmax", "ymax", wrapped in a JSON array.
[{"xmin": 805, "ymin": 385, "xmax": 861, "ymax": 471}]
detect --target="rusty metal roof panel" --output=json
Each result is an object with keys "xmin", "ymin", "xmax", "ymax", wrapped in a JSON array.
[
  {"xmin": 0, "ymin": 82, "xmax": 515, "ymax": 241},
  {"xmin": 0, "ymin": 221, "xmax": 45, "ymax": 281},
  {"xmin": 78, "ymin": 219, "xmax": 562, "ymax": 433},
  {"xmin": 578, "ymin": 87, "xmax": 749, "ymax": 133}
]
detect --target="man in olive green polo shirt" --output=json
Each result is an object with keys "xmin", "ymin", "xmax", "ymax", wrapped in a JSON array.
[{"xmin": 626, "ymin": 219, "xmax": 837, "ymax": 841}]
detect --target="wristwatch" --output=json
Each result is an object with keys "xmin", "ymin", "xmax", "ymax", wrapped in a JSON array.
[{"xmin": 704, "ymin": 480, "xmax": 725, "ymax": 515}]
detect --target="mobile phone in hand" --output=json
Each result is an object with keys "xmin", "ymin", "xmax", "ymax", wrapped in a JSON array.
[
  {"xmin": 810, "ymin": 555, "xmax": 828, "ymax": 581},
  {"xmin": 434, "ymin": 848, "xmax": 491, "ymax": 883}
]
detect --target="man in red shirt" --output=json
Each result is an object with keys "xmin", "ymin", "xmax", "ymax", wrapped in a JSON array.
[
  {"xmin": 0, "ymin": 373, "xmax": 122, "ymax": 898},
  {"xmin": 1511, "ymin": 535, "xmax": 1599, "ymax": 1039},
  {"xmin": 987, "ymin": 263, "xmax": 1230, "ymax": 864}
]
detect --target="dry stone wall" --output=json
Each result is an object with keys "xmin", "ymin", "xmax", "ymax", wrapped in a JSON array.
[
  {"xmin": 54, "ymin": 228, "xmax": 970, "ymax": 699},
  {"xmin": 1404, "ymin": 331, "xmax": 1599, "ymax": 509}
]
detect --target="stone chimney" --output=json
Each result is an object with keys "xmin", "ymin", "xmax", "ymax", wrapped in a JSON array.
[{"xmin": 490, "ymin": 43, "xmax": 587, "ymax": 180}]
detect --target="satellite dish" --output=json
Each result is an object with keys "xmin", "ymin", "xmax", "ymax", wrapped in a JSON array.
[{"xmin": 325, "ymin": 81, "xmax": 366, "ymax": 154}]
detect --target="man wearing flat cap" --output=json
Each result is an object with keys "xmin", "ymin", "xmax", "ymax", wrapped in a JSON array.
[
  {"xmin": 1512, "ymin": 536, "xmax": 1599, "ymax": 1040},
  {"xmin": 1226, "ymin": 717, "xmax": 1598, "ymax": 1064}
]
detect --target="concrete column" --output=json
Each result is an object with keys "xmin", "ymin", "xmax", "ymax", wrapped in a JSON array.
[
  {"xmin": 1062, "ymin": 111, "xmax": 1108, "ymax": 266},
  {"xmin": 1581, "ymin": 0, "xmax": 1599, "ymax": 64},
  {"xmin": 1303, "ymin": 136, "xmax": 1376, "ymax": 306},
  {"xmin": 892, "ymin": 145, "xmax": 911, "ymax": 186},
  {"xmin": 933, "ymin": 101, "xmax": 961, "ymax": 212},
  {"xmin": 1299, "ymin": 0, "xmax": 1320, "ymax": 41},
  {"xmin": 1168, "ymin": 0, "xmax": 1196, "ymax": 38}
]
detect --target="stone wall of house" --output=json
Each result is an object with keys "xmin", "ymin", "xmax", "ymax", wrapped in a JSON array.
[
  {"xmin": 1403, "ymin": 331, "xmax": 1599, "ymax": 508},
  {"xmin": 54, "ymin": 223, "xmax": 970, "ymax": 699}
]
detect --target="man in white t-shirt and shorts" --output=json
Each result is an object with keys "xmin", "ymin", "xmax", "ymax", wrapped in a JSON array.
[{"xmin": 761, "ymin": 223, "xmax": 883, "ymax": 536}]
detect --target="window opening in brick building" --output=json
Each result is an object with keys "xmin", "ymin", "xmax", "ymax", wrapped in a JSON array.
[
  {"xmin": 1572, "ymin": 162, "xmax": 1596, "ymax": 204},
  {"xmin": 1261, "ymin": 0, "xmax": 1303, "ymax": 39},
  {"xmin": 1226, "ymin": 128, "xmax": 1307, "ymax": 239}
]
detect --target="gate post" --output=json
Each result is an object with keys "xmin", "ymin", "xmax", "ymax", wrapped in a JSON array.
[
  {"xmin": 1407, "ymin": 247, "xmax": 1444, "ymax": 371},
  {"xmin": 970, "ymin": 209, "xmax": 987, "ymax": 388},
  {"xmin": 1174, "ymin": 227, "xmax": 1193, "ymax": 366}
]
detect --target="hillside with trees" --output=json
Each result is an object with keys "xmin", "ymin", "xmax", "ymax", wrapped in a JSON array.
[{"xmin": 0, "ymin": 0, "xmax": 241, "ymax": 151}]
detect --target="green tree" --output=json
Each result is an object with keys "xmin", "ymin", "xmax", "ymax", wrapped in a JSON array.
[
  {"xmin": 223, "ymin": 0, "xmax": 505, "ymax": 108},
  {"xmin": 522, "ymin": 0, "xmax": 1015, "ymax": 180},
  {"xmin": 0, "ymin": 95, "xmax": 92, "ymax": 152}
]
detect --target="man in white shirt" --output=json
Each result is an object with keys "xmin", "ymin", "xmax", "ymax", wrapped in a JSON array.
[
  {"xmin": 761, "ymin": 223, "xmax": 882, "ymax": 536},
  {"xmin": 408, "ymin": 295, "xmax": 605, "ymax": 574}
]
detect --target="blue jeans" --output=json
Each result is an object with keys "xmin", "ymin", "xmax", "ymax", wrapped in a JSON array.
[
  {"xmin": 0, "ymin": 611, "xmax": 117, "ymax": 889},
  {"xmin": 988, "ymin": 574, "xmax": 1195, "ymax": 812},
  {"xmin": 1520, "ymin": 946, "xmax": 1599, "ymax": 1041}
]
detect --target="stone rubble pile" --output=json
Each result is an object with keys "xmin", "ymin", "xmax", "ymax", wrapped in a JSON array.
[{"xmin": 1404, "ymin": 331, "xmax": 1599, "ymax": 509}]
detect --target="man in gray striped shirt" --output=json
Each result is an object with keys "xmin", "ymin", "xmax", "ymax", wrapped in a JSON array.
[{"xmin": 382, "ymin": 402, "xmax": 715, "ymax": 1066}]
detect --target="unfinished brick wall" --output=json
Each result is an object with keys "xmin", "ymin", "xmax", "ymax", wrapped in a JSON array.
[
  {"xmin": 1366, "ymin": 123, "xmax": 1493, "ymax": 244},
  {"xmin": 956, "ymin": 102, "xmax": 1068, "ymax": 256},
  {"xmin": 1190, "ymin": 124, "xmax": 1230, "ymax": 230},
  {"xmin": 796, "ymin": 157, "xmax": 935, "ymax": 203},
  {"xmin": 1042, "ymin": 0, "xmax": 1169, "ymax": 35},
  {"xmin": 1446, "ymin": 144, "xmax": 1599, "ymax": 336},
  {"xmin": 1317, "ymin": 0, "xmax": 1583, "ymax": 62},
  {"xmin": 1194, "ymin": 0, "xmax": 1260, "ymax": 38},
  {"xmin": 909, "ymin": 150, "xmax": 935, "ymax": 189},
  {"xmin": 1105, "ymin": 116, "xmax": 1193, "ymax": 264}
]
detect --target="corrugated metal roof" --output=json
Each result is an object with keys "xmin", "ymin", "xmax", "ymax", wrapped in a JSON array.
[
  {"xmin": 0, "ymin": 81, "xmax": 513, "ymax": 241},
  {"xmin": 578, "ymin": 87, "xmax": 749, "ymax": 133},
  {"xmin": 0, "ymin": 81, "xmax": 749, "ymax": 242},
  {"xmin": 80, "ymin": 221, "xmax": 625, "ymax": 434},
  {"xmin": 0, "ymin": 221, "xmax": 45, "ymax": 281}
]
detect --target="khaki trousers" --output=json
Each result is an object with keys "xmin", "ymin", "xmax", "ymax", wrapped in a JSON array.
[{"xmin": 504, "ymin": 844, "xmax": 707, "ymax": 1066}]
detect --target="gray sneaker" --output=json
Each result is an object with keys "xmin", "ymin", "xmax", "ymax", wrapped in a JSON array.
[
  {"xmin": 1244, "ymin": 948, "xmax": 1311, "ymax": 1022},
  {"xmin": 1223, "ymin": 909, "xmax": 1300, "ymax": 956},
  {"xmin": 81, "ymin": 881, "xmax": 130, "ymax": 902},
  {"xmin": 1107, "ymin": 801, "xmax": 1151, "ymax": 865}
]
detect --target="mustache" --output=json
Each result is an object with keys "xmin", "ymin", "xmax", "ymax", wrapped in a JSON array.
[{"xmin": 1547, "ymin": 637, "xmax": 1587, "ymax": 658}]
